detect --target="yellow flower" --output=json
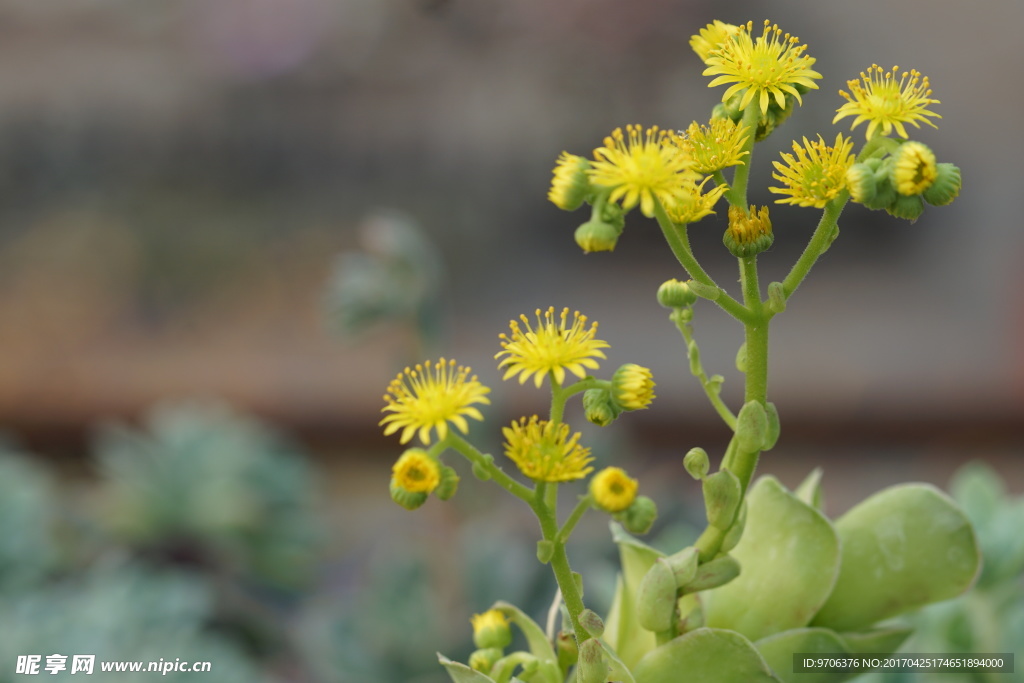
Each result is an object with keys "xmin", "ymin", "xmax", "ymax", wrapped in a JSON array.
[
  {"xmin": 690, "ymin": 20, "xmax": 742, "ymax": 63},
  {"xmin": 391, "ymin": 449, "xmax": 441, "ymax": 494},
  {"xmin": 471, "ymin": 609, "xmax": 512, "ymax": 649},
  {"xmin": 833, "ymin": 65, "xmax": 940, "ymax": 140},
  {"xmin": 703, "ymin": 20, "xmax": 822, "ymax": 115},
  {"xmin": 611, "ymin": 364, "xmax": 656, "ymax": 411},
  {"xmin": 496, "ymin": 307, "xmax": 609, "ymax": 388},
  {"xmin": 662, "ymin": 176, "xmax": 729, "ymax": 225},
  {"xmin": 587, "ymin": 125, "xmax": 696, "ymax": 218},
  {"xmin": 548, "ymin": 152, "xmax": 591, "ymax": 211},
  {"xmin": 503, "ymin": 416, "xmax": 594, "ymax": 482},
  {"xmin": 590, "ymin": 467, "xmax": 639, "ymax": 513},
  {"xmin": 770, "ymin": 134, "xmax": 855, "ymax": 208},
  {"xmin": 380, "ymin": 358, "xmax": 491, "ymax": 445},
  {"xmin": 892, "ymin": 141, "xmax": 938, "ymax": 195},
  {"xmin": 675, "ymin": 119, "xmax": 750, "ymax": 174}
]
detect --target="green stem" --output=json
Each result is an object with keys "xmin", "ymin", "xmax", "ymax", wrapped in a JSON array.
[
  {"xmin": 671, "ymin": 308, "xmax": 736, "ymax": 430},
  {"xmin": 779, "ymin": 194, "xmax": 849, "ymax": 304},
  {"xmin": 531, "ymin": 495, "xmax": 590, "ymax": 642},
  {"xmin": 652, "ymin": 200, "xmax": 752, "ymax": 324},
  {"xmin": 558, "ymin": 495, "xmax": 593, "ymax": 543},
  {"xmin": 726, "ymin": 105, "xmax": 761, "ymax": 210},
  {"xmin": 447, "ymin": 434, "xmax": 534, "ymax": 503}
]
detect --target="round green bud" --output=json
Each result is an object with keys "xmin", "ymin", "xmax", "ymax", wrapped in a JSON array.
[
  {"xmin": 723, "ymin": 205, "xmax": 774, "ymax": 258},
  {"xmin": 471, "ymin": 609, "xmax": 512, "ymax": 650},
  {"xmin": 683, "ymin": 447, "xmax": 709, "ymax": 481},
  {"xmin": 846, "ymin": 162, "xmax": 877, "ymax": 205},
  {"xmin": 923, "ymin": 163, "xmax": 961, "ymax": 206},
  {"xmin": 468, "ymin": 648, "xmax": 502, "ymax": 673},
  {"xmin": 389, "ymin": 480, "xmax": 428, "ymax": 510},
  {"xmin": 887, "ymin": 193, "xmax": 925, "ymax": 222},
  {"xmin": 575, "ymin": 220, "xmax": 619, "ymax": 253},
  {"xmin": 861, "ymin": 161, "xmax": 897, "ymax": 210},
  {"xmin": 435, "ymin": 465, "xmax": 460, "ymax": 501},
  {"xmin": 583, "ymin": 388, "xmax": 621, "ymax": 427},
  {"xmin": 657, "ymin": 278, "xmax": 698, "ymax": 308},
  {"xmin": 618, "ymin": 495, "xmax": 658, "ymax": 534}
]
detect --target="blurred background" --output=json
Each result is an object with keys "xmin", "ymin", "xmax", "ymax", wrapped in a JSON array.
[{"xmin": 0, "ymin": 0, "xmax": 1021, "ymax": 681}]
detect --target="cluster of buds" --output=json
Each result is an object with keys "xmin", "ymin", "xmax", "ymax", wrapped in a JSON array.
[
  {"xmin": 582, "ymin": 363, "xmax": 657, "ymax": 427},
  {"xmin": 389, "ymin": 449, "xmax": 459, "ymax": 510},
  {"xmin": 846, "ymin": 140, "xmax": 961, "ymax": 221}
]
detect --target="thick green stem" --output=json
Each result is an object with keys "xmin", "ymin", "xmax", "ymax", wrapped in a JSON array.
[
  {"xmin": 726, "ymin": 105, "xmax": 762, "ymax": 210},
  {"xmin": 780, "ymin": 194, "xmax": 848, "ymax": 303},
  {"xmin": 531, "ymin": 496, "xmax": 590, "ymax": 642}
]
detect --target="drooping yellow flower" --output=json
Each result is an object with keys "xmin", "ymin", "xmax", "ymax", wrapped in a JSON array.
[
  {"xmin": 590, "ymin": 467, "xmax": 639, "ymax": 513},
  {"xmin": 503, "ymin": 416, "xmax": 594, "ymax": 482},
  {"xmin": 833, "ymin": 65, "xmax": 940, "ymax": 140},
  {"xmin": 611, "ymin": 364, "xmax": 656, "ymax": 411},
  {"xmin": 674, "ymin": 119, "xmax": 750, "ymax": 174},
  {"xmin": 587, "ymin": 125, "xmax": 696, "ymax": 218},
  {"xmin": 892, "ymin": 141, "xmax": 938, "ymax": 195},
  {"xmin": 770, "ymin": 134, "xmax": 855, "ymax": 208},
  {"xmin": 380, "ymin": 358, "xmax": 491, "ymax": 445},
  {"xmin": 496, "ymin": 307, "xmax": 609, "ymax": 388},
  {"xmin": 391, "ymin": 449, "xmax": 441, "ymax": 494},
  {"xmin": 690, "ymin": 20, "xmax": 742, "ymax": 63},
  {"xmin": 548, "ymin": 152, "xmax": 591, "ymax": 211},
  {"xmin": 662, "ymin": 176, "xmax": 729, "ymax": 225},
  {"xmin": 703, "ymin": 20, "xmax": 822, "ymax": 115}
]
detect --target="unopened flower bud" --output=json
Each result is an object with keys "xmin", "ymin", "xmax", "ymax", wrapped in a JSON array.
[
  {"xmin": 392, "ymin": 449, "xmax": 441, "ymax": 494},
  {"xmin": 611, "ymin": 364, "xmax": 656, "ymax": 411},
  {"xmin": 435, "ymin": 465, "xmax": 460, "ymax": 501},
  {"xmin": 683, "ymin": 447, "xmax": 710, "ymax": 480},
  {"xmin": 887, "ymin": 193, "xmax": 925, "ymax": 222},
  {"xmin": 923, "ymin": 163, "xmax": 961, "ymax": 206},
  {"xmin": 891, "ymin": 141, "xmax": 937, "ymax": 196},
  {"xmin": 574, "ymin": 219, "xmax": 620, "ymax": 253},
  {"xmin": 548, "ymin": 152, "xmax": 591, "ymax": 211},
  {"xmin": 846, "ymin": 162, "xmax": 876, "ymax": 205},
  {"xmin": 389, "ymin": 480, "xmax": 428, "ymax": 510},
  {"xmin": 657, "ymin": 278, "xmax": 698, "ymax": 308},
  {"xmin": 583, "ymin": 388, "xmax": 621, "ymax": 427},
  {"xmin": 861, "ymin": 161, "xmax": 897, "ymax": 210},
  {"xmin": 618, "ymin": 495, "xmax": 657, "ymax": 534},
  {"xmin": 468, "ymin": 648, "xmax": 502, "ymax": 673},
  {"xmin": 471, "ymin": 609, "xmax": 512, "ymax": 650}
]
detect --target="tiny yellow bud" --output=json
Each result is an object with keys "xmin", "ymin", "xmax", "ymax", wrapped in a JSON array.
[
  {"xmin": 548, "ymin": 152, "xmax": 592, "ymax": 211},
  {"xmin": 574, "ymin": 219, "xmax": 619, "ymax": 253},
  {"xmin": 391, "ymin": 449, "xmax": 441, "ymax": 494},
  {"xmin": 891, "ymin": 141, "xmax": 937, "ymax": 196},
  {"xmin": 610, "ymin": 364, "xmax": 656, "ymax": 411},
  {"xmin": 470, "ymin": 609, "xmax": 512, "ymax": 650},
  {"xmin": 723, "ymin": 205, "xmax": 773, "ymax": 258}
]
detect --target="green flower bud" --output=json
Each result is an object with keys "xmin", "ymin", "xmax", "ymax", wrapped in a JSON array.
[
  {"xmin": 763, "ymin": 402, "xmax": 780, "ymax": 451},
  {"xmin": 922, "ymin": 163, "xmax": 961, "ymax": 206},
  {"xmin": 736, "ymin": 400, "xmax": 769, "ymax": 453},
  {"xmin": 583, "ymin": 388, "xmax": 621, "ymax": 427},
  {"xmin": 719, "ymin": 501, "xmax": 747, "ymax": 553},
  {"xmin": 468, "ymin": 647, "xmax": 502, "ymax": 673},
  {"xmin": 574, "ymin": 220, "xmax": 619, "ymax": 253},
  {"xmin": 579, "ymin": 609, "xmax": 605, "ymax": 638},
  {"xmin": 637, "ymin": 558, "xmax": 678, "ymax": 632},
  {"xmin": 389, "ymin": 480, "xmax": 428, "ymax": 510},
  {"xmin": 683, "ymin": 447, "xmax": 709, "ymax": 481},
  {"xmin": 703, "ymin": 469, "xmax": 742, "ymax": 530},
  {"xmin": 686, "ymin": 279, "xmax": 721, "ymax": 301},
  {"xmin": 618, "ymin": 495, "xmax": 658, "ymax": 534},
  {"xmin": 666, "ymin": 546, "xmax": 699, "ymax": 586},
  {"xmin": 548, "ymin": 152, "xmax": 592, "ymax": 211},
  {"xmin": 537, "ymin": 540, "xmax": 554, "ymax": 564},
  {"xmin": 846, "ymin": 162, "xmax": 877, "ymax": 205},
  {"xmin": 435, "ymin": 465, "xmax": 460, "ymax": 501},
  {"xmin": 657, "ymin": 278, "xmax": 698, "ymax": 308},
  {"xmin": 471, "ymin": 609, "xmax": 512, "ymax": 649},
  {"xmin": 861, "ymin": 161, "xmax": 897, "ymax": 210},
  {"xmin": 556, "ymin": 630, "xmax": 578, "ymax": 670},
  {"xmin": 577, "ymin": 639, "xmax": 609, "ymax": 683},
  {"xmin": 472, "ymin": 461, "xmax": 492, "ymax": 481},
  {"xmin": 887, "ymin": 193, "xmax": 925, "ymax": 222},
  {"xmin": 610, "ymin": 364, "xmax": 656, "ymax": 411},
  {"xmin": 680, "ymin": 554, "xmax": 741, "ymax": 594}
]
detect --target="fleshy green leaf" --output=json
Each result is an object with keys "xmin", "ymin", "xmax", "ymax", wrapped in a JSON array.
[
  {"xmin": 492, "ymin": 601, "xmax": 558, "ymax": 663},
  {"xmin": 597, "ymin": 639, "xmax": 637, "ymax": 683},
  {"xmin": 812, "ymin": 484, "xmax": 981, "ymax": 632},
  {"xmin": 755, "ymin": 628, "xmax": 851, "ymax": 683},
  {"xmin": 839, "ymin": 625, "xmax": 912, "ymax": 655},
  {"xmin": 794, "ymin": 468, "xmax": 825, "ymax": 511},
  {"xmin": 633, "ymin": 628, "xmax": 782, "ymax": 683},
  {"xmin": 705, "ymin": 476, "xmax": 840, "ymax": 641},
  {"xmin": 438, "ymin": 653, "xmax": 498, "ymax": 683},
  {"xmin": 603, "ymin": 523, "xmax": 664, "ymax": 669}
]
